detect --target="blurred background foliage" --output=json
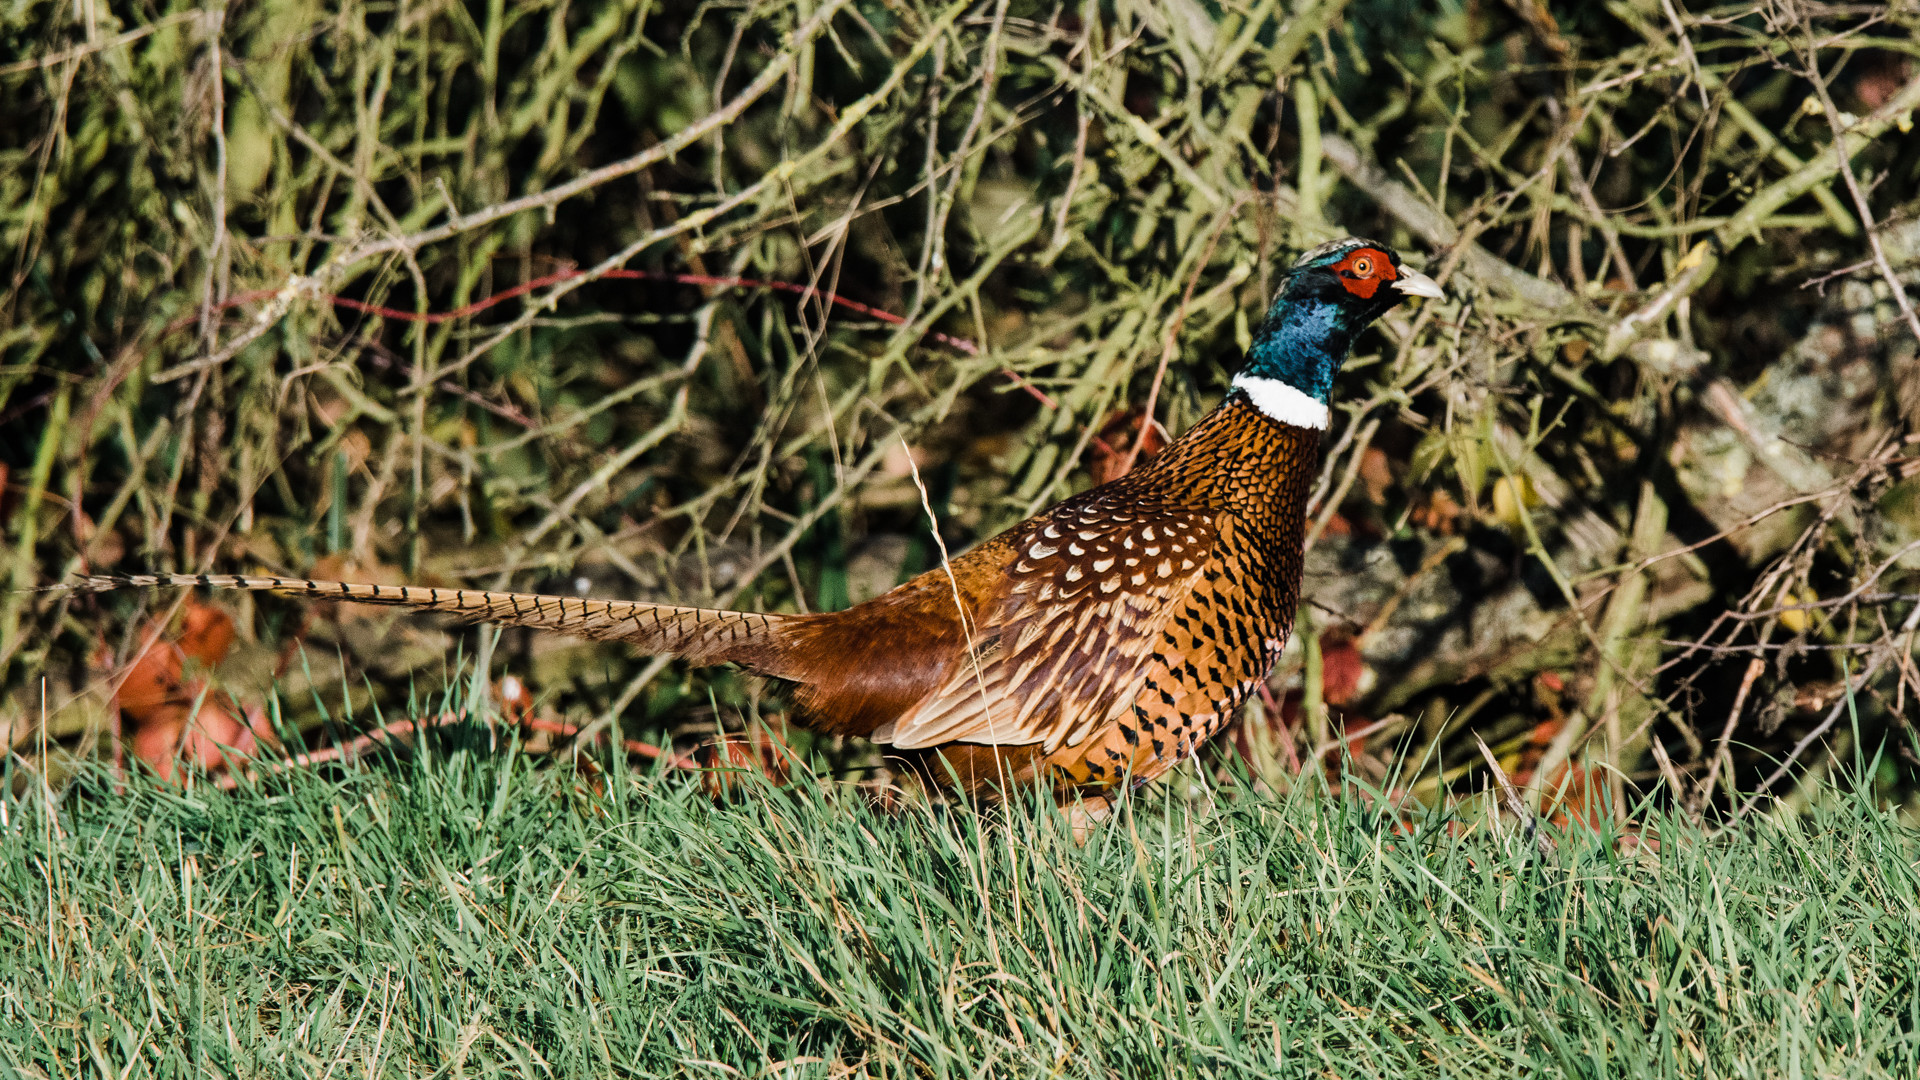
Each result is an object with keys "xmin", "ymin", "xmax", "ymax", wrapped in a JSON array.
[{"xmin": 4, "ymin": 0, "xmax": 1920, "ymax": 823}]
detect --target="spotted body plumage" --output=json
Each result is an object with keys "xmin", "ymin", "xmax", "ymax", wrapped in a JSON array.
[
  {"xmin": 53, "ymin": 238, "xmax": 1442, "ymax": 826},
  {"xmin": 869, "ymin": 397, "xmax": 1318, "ymax": 796}
]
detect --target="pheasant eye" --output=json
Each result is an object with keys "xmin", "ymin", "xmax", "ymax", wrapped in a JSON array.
[{"xmin": 1351, "ymin": 256, "xmax": 1373, "ymax": 276}]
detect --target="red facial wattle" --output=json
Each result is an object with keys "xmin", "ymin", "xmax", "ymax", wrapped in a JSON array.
[{"xmin": 1330, "ymin": 246, "xmax": 1396, "ymax": 299}]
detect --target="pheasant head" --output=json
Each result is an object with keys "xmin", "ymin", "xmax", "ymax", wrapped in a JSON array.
[{"xmin": 1234, "ymin": 238, "xmax": 1443, "ymax": 429}]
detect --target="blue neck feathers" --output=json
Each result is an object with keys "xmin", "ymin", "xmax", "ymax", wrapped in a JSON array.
[{"xmin": 1240, "ymin": 294, "xmax": 1358, "ymax": 405}]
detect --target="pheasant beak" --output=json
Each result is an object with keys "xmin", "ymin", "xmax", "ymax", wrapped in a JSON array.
[{"xmin": 1391, "ymin": 267, "xmax": 1445, "ymax": 300}]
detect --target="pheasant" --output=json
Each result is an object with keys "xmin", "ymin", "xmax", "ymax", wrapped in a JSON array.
[{"xmin": 62, "ymin": 238, "xmax": 1441, "ymax": 823}]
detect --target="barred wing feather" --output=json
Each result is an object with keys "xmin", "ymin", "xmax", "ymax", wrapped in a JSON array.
[{"xmin": 874, "ymin": 499, "xmax": 1219, "ymax": 752}]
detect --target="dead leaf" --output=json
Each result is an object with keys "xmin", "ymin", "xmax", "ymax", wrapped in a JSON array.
[
  {"xmin": 1359, "ymin": 447, "xmax": 1394, "ymax": 505},
  {"xmin": 1088, "ymin": 408, "xmax": 1169, "ymax": 485},
  {"xmin": 101, "ymin": 599, "xmax": 274, "ymax": 781},
  {"xmin": 694, "ymin": 723, "xmax": 793, "ymax": 800}
]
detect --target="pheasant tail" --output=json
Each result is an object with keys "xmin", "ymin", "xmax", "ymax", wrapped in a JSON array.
[
  {"xmin": 63, "ymin": 571, "xmax": 978, "ymax": 740},
  {"xmin": 69, "ymin": 574, "xmax": 801, "ymax": 673}
]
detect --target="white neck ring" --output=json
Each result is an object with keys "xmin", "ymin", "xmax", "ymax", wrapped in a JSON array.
[{"xmin": 1231, "ymin": 373, "xmax": 1329, "ymax": 430}]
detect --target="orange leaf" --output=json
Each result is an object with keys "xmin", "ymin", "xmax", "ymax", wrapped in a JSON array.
[
  {"xmin": 695, "ymin": 726, "xmax": 793, "ymax": 799},
  {"xmin": 177, "ymin": 601, "xmax": 236, "ymax": 666},
  {"xmin": 1087, "ymin": 408, "xmax": 1169, "ymax": 485},
  {"xmin": 1318, "ymin": 630, "xmax": 1365, "ymax": 707},
  {"xmin": 132, "ymin": 699, "xmax": 274, "ymax": 781},
  {"xmin": 113, "ymin": 643, "xmax": 185, "ymax": 718}
]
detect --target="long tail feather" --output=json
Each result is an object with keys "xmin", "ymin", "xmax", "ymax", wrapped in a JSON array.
[{"xmin": 59, "ymin": 573, "xmax": 803, "ymax": 673}]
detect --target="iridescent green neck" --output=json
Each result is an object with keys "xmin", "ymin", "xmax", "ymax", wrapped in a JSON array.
[{"xmin": 1239, "ymin": 292, "xmax": 1359, "ymax": 405}]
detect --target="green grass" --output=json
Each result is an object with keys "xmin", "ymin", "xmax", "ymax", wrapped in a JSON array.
[{"xmin": 6, "ymin": 684, "xmax": 1920, "ymax": 1077}]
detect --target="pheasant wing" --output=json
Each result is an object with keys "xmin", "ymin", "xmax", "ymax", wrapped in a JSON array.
[{"xmin": 874, "ymin": 496, "xmax": 1219, "ymax": 752}]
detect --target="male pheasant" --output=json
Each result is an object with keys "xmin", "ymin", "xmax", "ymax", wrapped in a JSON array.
[{"xmin": 65, "ymin": 238, "xmax": 1441, "ymax": 822}]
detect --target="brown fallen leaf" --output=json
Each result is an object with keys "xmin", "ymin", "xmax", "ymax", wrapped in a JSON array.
[
  {"xmin": 103, "ymin": 600, "xmax": 276, "ymax": 781},
  {"xmin": 131, "ymin": 699, "xmax": 274, "ymax": 782},
  {"xmin": 694, "ymin": 722, "xmax": 794, "ymax": 800},
  {"xmin": 1087, "ymin": 407, "xmax": 1169, "ymax": 485}
]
